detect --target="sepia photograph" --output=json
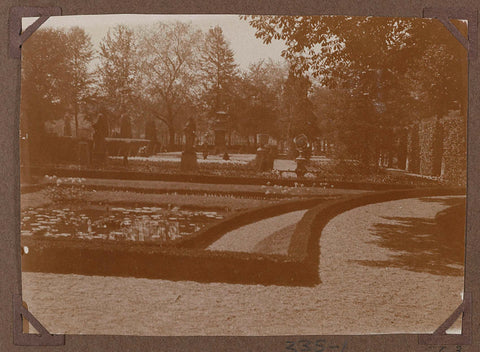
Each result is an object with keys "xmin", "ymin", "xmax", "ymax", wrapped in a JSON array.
[{"xmin": 19, "ymin": 13, "xmax": 467, "ymax": 336}]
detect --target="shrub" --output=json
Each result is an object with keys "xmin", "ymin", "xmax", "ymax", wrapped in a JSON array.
[{"xmin": 44, "ymin": 176, "xmax": 87, "ymax": 203}]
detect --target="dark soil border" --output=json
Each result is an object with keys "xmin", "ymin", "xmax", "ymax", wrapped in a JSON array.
[{"xmin": 21, "ymin": 187, "xmax": 464, "ymax": 286}]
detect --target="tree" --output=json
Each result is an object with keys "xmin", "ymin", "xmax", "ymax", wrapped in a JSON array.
[
  {"xmin": 21, "ymin": 28, "xmax": 71, "ymax": 139},
  {"xmin": 243, "ymin": 15, "xmax": 467, "ymax": 118},
  {"xmin": 281, "ymin": 69, "xmax": 318, "ymax": 155},
  {"xmin": 137, "ymin": 22, "xmax": 203, "ymax": 150},
  {"xmin": 64, "ymin": 26, "xmax": 94, "ymax": 137},
  {"xmin": 229, "ymin": 59, "xmax": 287, "ymax": 142},
  {"xmin": 199, "ymin": 26, "xmax": 238, "ymax": 114},
  {"xmin": 97, "ymin": 24, "xmax": 138, "ymax": 134},
  {"xmin": 243, "ymin": 15, "xmax": 467, "ymax": 165}
]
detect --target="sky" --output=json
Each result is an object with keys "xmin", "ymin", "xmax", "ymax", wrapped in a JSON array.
[{"xmin": 22, "ymin": 14, "xmax": 287, "ymax": 70}]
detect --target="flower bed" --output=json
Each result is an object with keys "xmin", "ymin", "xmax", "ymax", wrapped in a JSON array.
[
  {"xmin": 24, "ymin": 152, "xmax": 446, "ymax": 187},
  {"xmin": 24, "ymin": 164, "xmax": 439, "ymax": 190}
]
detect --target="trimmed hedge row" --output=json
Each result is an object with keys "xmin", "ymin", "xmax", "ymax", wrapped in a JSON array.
[
  {"xmin": 105, "ymin": 138, "xmax": 151, "ymax": 157},
  {"xmin": 21, "ymin": 186, "xmax": 464, "ymax": 286},
  {"xmin": 287, "ymin": 187, "xmax": 466, "ymax": 274},
  {"xmin": 24, "ymin": 166, "xmax": 425, "ymax": 190},
  {"xmin": 21, "ymin": 237, "xmax": 315, "ymax": 286},
  {"xmin": 21, "ymin": 136, "xmax": 92, "ymax": 165},
  {"xmin": 23, "ymin": 136, "xmax": 155, "ymax": 164},
  {"xmin": 167, "ymin": 197, "xmax": 330, "ymax": 249}
]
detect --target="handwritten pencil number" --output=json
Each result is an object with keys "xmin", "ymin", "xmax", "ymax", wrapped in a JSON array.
[
  {"xmin": 315, "ymin": 339, "xmax": 326, "ymax": 352},
  {"xmin": 298, "ymin": 340, "xmax": 311, "ymax": 351},
  {"xmin": 285, "ymin": 339, "xmax": 345, "ymax": 352},
  {"xmin": 285, "ymin": 340, "xmax": 313, "ymax": 352},
  {"xmin": 286, "ymin": 341, "xmax": 297, "ymax": 352}
]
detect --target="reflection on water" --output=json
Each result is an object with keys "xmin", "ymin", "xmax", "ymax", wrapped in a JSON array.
[{"xmin": 21, "ymin": 205, "xmax": 225, "ymax": 242}]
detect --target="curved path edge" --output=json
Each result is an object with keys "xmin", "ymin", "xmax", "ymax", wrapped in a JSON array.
[
  {"xmin": 288, "ymin": 187, "xmax": 466, "ymax": 282},
  {"xmin": 22, "ymin": 187, "xmax": 464, "ymax": 286}
]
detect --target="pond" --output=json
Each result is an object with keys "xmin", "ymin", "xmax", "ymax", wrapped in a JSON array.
[{"xmin": 21, "ymin": 204, "xmax": 225, "ymax": 243}]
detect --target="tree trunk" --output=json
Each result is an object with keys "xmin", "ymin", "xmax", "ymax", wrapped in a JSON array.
[
  {"xmin": 74, "ymin": 103, "xmax": 79, "ymax": 137},
  {"xmin": 168, "ymin": 126, "xmax": 175, "ymax": 151}
]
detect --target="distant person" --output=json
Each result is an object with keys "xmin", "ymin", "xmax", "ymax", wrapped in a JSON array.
[
  {"xmin": 92, "ymin": 113, "xmax": 109, "ymax": 163},
  {"xmin": 202, "ymin": 142, "xmax": 209, "ymax": 160}
]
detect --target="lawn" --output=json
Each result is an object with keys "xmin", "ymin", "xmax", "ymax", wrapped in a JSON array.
[{"xmin": 21, "ymin": 188, "xmax": 279, "ymax": 212}]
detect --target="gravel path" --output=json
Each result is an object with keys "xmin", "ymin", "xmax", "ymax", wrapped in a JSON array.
[
  {"xmin": 207, "ymin": 209, "xmax": 308, "ymax": 252},
  {"xmin": 22, "ymin": 196, "xmax": 464, "ymax": 336}
]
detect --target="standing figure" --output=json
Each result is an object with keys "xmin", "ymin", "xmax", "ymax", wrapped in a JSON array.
[
  {"xmin": 184, "ymin": 117, "xmax": 196, "ymax": 152},
  {"xmin": 145, "ymin": 118, "xmax": 157, "ymax": 155},
  {"xmin": 92, "ymin": 113, "xmax": 109, "ymax": 164},
  {"xmin": 180, "ymin": 117, "xmax": 198, "ymax": 171}
]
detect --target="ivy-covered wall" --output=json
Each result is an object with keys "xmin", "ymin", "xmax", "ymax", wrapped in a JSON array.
[
  {"xmin": 404, "ymin": 111, "xmax": 466, "ymax": 186},
  {"xmin": 441, "ymin": 111, "xmax": 467, "ymax": 186},
  {"xmin": 406, "ymin": 124, "xmax": 419, "ymax": 174},
  {"xmin": 418, "ymin": 117, "xmax": 443, "ymax": 177}
]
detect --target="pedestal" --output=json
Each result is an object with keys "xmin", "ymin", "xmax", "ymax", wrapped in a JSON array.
[
  {"xmin": 181, "ymin": 150, "xmax": 198, "ymax": 171},
  {"xmin": 256, "ymin": 147, "xmax": 273, "ymax": 172},
  {"xmin": 295, "ymin": 157, "xmax": 308, "ymax": 177},
  {"xmin": 78, "ymin": 141, "xmax": 91, "ymax": 165}
]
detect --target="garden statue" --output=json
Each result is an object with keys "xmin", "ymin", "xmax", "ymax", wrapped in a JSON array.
[
  {"xmin": 255, "ymin": 133, "xmax": 274, "ymax": 172},
  {"xmin": 294, "ymin": 134, "xmax": 310, "ymax": 177},
  {"xmin": 92, "ymin": 113, "xmax": 109, "ymax": 164},
  {"xmin": 202, "ymin": 133, "xmax": 210, "ymax": 160},
  {"xmin": 213, "ymin": 111, "xmax": 230, "ymax": 160},
  {"xmin": 145, "ymin": 118, "xmax": 157, "ymax": 155},
  {"xmin": 180, "ymin": 117, "xmax": 198, "ymax": 171}
]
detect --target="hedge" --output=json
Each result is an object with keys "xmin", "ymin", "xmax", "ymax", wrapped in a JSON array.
[
  {"xmin": 21, "ymin": 187, "xmax": 464, "ymax": 286},
  {"xmin": 167, "ymin": 197, "xmax": 330, "ymax": 249},
  {"xmin": 287, "ymin": 187, "xmax": 466, "ymax": 273},
  {"xmin": 24, "ymin": 166, "xmax": 433, "ymax": 190},
  {"xmin": 21, "ymin": 237, "xmax": 315, "ymax": 286}
]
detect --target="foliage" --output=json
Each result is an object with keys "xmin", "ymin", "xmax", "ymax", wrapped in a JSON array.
[
  {"xmin": 96, "ymin": 25, "xmax": 139, "ymax": 132},
  {"xmin": 22, "ymin": 17, "xmax": 467, "ymax": 181},
  {"xmin": 281, "ymin": 70, "xmax": 318, "ymax": 144},
  {"xmin": 242, "ymin": 15, "xmax": 468, "ymax": 165},
  {"xmin": 137, "ymin": 22, "xmax": 203, "ymax": 149},
  {"xmin": 64, "ymin": 27, "xmax": 94, "ymax": 136},
  {"xmin": 199, "ymin": 26, "xmax": 239, "ymax": 114},
  {"xmin": 44, "ymin": 176, "xmax": 87, "ymax": 203},
  {"xmin": 21, "ymin": 27, "xmax": 94, "ymax": 154},
  {"xmin": 231, "ymin": 59, "xmax": 287, "ymax": 140},
  {"xmin": 21, "ymin": 29, "xmax": 72, "ymax": 136}
]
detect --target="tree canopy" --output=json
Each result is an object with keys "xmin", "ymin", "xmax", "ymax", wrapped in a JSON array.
[
  {"xmin": 137, "ymin": 21, "xmax": 203, "ymax": 149},
  {"xmin": 242, "ymin": 15, "xmax": 468, "ymax": 164},
  {"xmin": 21, "ymin": 16, "xmax": 468, "ymax": 165},
  {"xmin": 199, "ymin": 25, "xmax": 238, "ymax": 114}
]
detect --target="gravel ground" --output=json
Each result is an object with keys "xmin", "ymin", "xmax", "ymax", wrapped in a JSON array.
[
  {"xmin": 252, "ymin": 223, "xmax": 298, "ymax": 255},
  {"xmin": 207, "ymin": 209, "xmax": 308, "ymax": 252},
  {"xmin": 22, "ymin": 196, "xmax": 464, "ymax": 336}
]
